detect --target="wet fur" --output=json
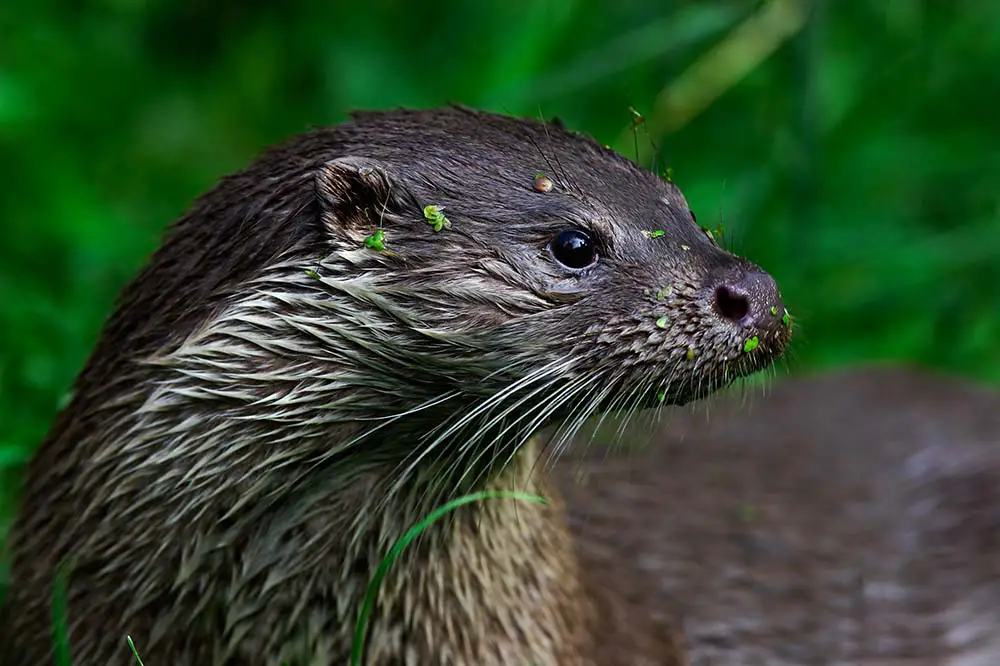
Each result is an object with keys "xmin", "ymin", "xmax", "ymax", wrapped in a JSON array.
[{"xmin": 0, "ymin": 107, "xmax": 787, "ymax": 664}]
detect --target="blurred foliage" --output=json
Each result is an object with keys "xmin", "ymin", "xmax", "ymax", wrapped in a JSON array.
[{"xmin": 1, "ymin": 0, "xmax": 999, "ymax": 542}]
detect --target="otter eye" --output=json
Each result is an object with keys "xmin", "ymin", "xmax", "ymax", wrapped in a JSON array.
[{"xmin": 549, "ymin": 229, "xmax": 597, "ymax": 269}]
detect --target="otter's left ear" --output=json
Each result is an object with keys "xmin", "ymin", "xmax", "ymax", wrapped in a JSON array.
[{"xmin": 315, "ymin": 156, "xmax": 418, "ymax": 241}]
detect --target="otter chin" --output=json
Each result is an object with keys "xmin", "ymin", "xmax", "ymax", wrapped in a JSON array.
[{"xmin": 1, "ymin": 106, "xmax": 789, "ymax": 665}]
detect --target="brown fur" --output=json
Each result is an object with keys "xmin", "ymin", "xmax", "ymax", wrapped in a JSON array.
[
  {"xmin": 0, "ymin": 107, "xmax": 788, "ymax": 665},
  {"xmin": 563, "ymin": 365, "xmax": 1000, "ymax": 665}
]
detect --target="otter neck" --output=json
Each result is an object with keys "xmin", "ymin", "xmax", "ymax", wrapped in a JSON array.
[
  {"xmin": 283, "ymin": 437, "xmax": 595, "ymax": 665},
  {"xmin": 377, "ymin": 438, "xmax": 591, "ymax": 662},
  {"xmin": 225, "ymin": 441, "xmax": 590, "ymax": 665}
]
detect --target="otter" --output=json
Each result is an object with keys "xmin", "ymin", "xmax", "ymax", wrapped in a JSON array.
[
  {"xmin": 0, "ymin": 106, "xmax": 789, "ymax": 665},
  {"xmin": 563, "ymin": 366, "xmax": 1000, "ymax": 665}
]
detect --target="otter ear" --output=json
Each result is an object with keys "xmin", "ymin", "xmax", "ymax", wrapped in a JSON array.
[{"xmin": 315, "ymin": 156, "xmax": 416, "ymax": 239}]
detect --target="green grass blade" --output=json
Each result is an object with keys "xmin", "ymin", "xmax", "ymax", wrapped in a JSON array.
[
  {"xmin": 349, "ymin": 490, "xmax": 548, "ymax": 666},
  {"xmin": 126, "ymin": 635, "xmax": 145, "ymax": 665},
  {"xmin": 51, "ymin": 558, "xmax": 71, "ymax": 666}
]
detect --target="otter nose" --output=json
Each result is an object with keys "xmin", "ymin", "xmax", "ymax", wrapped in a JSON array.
[{"xmin": 712, "ymin": 271, "xmax": 785, "ymax": 335}]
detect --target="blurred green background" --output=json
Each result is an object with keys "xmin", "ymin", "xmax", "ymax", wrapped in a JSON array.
[{"xmin": 1, "ymin": 0, "xmax": 998, "ymax": 570}]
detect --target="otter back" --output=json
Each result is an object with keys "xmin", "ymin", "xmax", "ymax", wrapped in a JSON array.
[{"xmin": 563, "ymin": 365, "xmax": 1000, "ymax": 666}]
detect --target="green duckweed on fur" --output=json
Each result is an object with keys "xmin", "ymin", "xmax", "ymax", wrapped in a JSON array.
[
  {"xmin": 363, "ymin": 228, "xmax": 387, "ymax": 251},
  {"xmin": 422, "ymin": 204, "xmax": 451, "ymax": 232},
  {"xmin": 655, "ymin": 316, "xmax": 668, "ymax": 329},
  {"xmin": 743, "ymin": 336, "xmax": 760, "ymax": 353}
]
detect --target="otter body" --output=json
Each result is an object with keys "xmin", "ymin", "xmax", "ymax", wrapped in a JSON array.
[
  {"xmin": 564, "ymin": 366, "xmax": 1000, "ymax": 665},
  {"xmin": 0, "ymin": 107, "xmax": 788, "ymax": 665}
]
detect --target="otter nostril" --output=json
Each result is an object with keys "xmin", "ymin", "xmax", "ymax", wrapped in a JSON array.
[{"xmin": 714, "ymin": 285, "xmax": 750, "ymax": 323}]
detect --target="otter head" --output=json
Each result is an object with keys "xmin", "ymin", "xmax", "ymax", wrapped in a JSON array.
[
  {"xmin": 96, "ymin": 107, "xmax": 790, "ymax": 498},
  {"xmin": 277, "ymin": 107, "xmax": 792, "ymax": 471}
]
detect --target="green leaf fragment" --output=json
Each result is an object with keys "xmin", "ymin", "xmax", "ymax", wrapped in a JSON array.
[
  {"xmin": 649, "ymin": 229, "xmax": 665, "ymax": 238},
  {"xmin": 655, "ymin": 286, "xmax": 670, "ymax": 301},
  {"xmin": 656, "ymin": 390, "xmax": 666, "ymax": 403},
  {"xmin": 770, "ymin": 306, "xmax": 778, "ymax": 316},
  {"xmin": 655, "ymin": 316, "xmax": 667, "ymax": 329},
  {"xmin": 364, "ymin": 228, "xmax": 386, "ymax": 250},
  {"xmin": 422, "ymin": 204, "xmax": 451, "ymax": 232},
  {"xmin": 686, "ymin": 347, "xmax": 696, "ymax": 361},
  {"xmin": 782, "ymin": 309, "xmax": 791, "ymax": 328},
  {"xmin": 304, "ymin": 269, "xmax": 321, "ymax": 280},
  {"xmin": 743, "ymin": 336, "xmax": 760, "ymax": 353}
]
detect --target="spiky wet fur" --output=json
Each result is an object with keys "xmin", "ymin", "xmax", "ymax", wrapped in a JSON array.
[{"xmin": 1, "ymin": 107, "xmax": 788, "ymax": 665}]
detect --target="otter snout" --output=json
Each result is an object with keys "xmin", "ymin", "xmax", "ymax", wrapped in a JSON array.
[{"xmin": 710, "ymin": 269, "xmax": 788, "ymax": 341}]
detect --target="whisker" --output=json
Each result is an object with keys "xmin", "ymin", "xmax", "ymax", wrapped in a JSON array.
[
  {"xmin": 447, "ymin": 363, "xmax": 596, "ymax": 493},
  {"xmin": 384, "ymin": 357, "xmax": 573, "ymax": 500}
]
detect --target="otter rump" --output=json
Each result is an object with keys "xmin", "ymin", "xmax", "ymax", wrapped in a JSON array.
[{"xmin": 0, "ymin": 107, "xmax": 789, "ymax": 665}]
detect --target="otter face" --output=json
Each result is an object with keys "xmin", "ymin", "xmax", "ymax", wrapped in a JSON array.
[{"xmin": 309, "ymin": 109, "xmax": 790, "ymax": 430}]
